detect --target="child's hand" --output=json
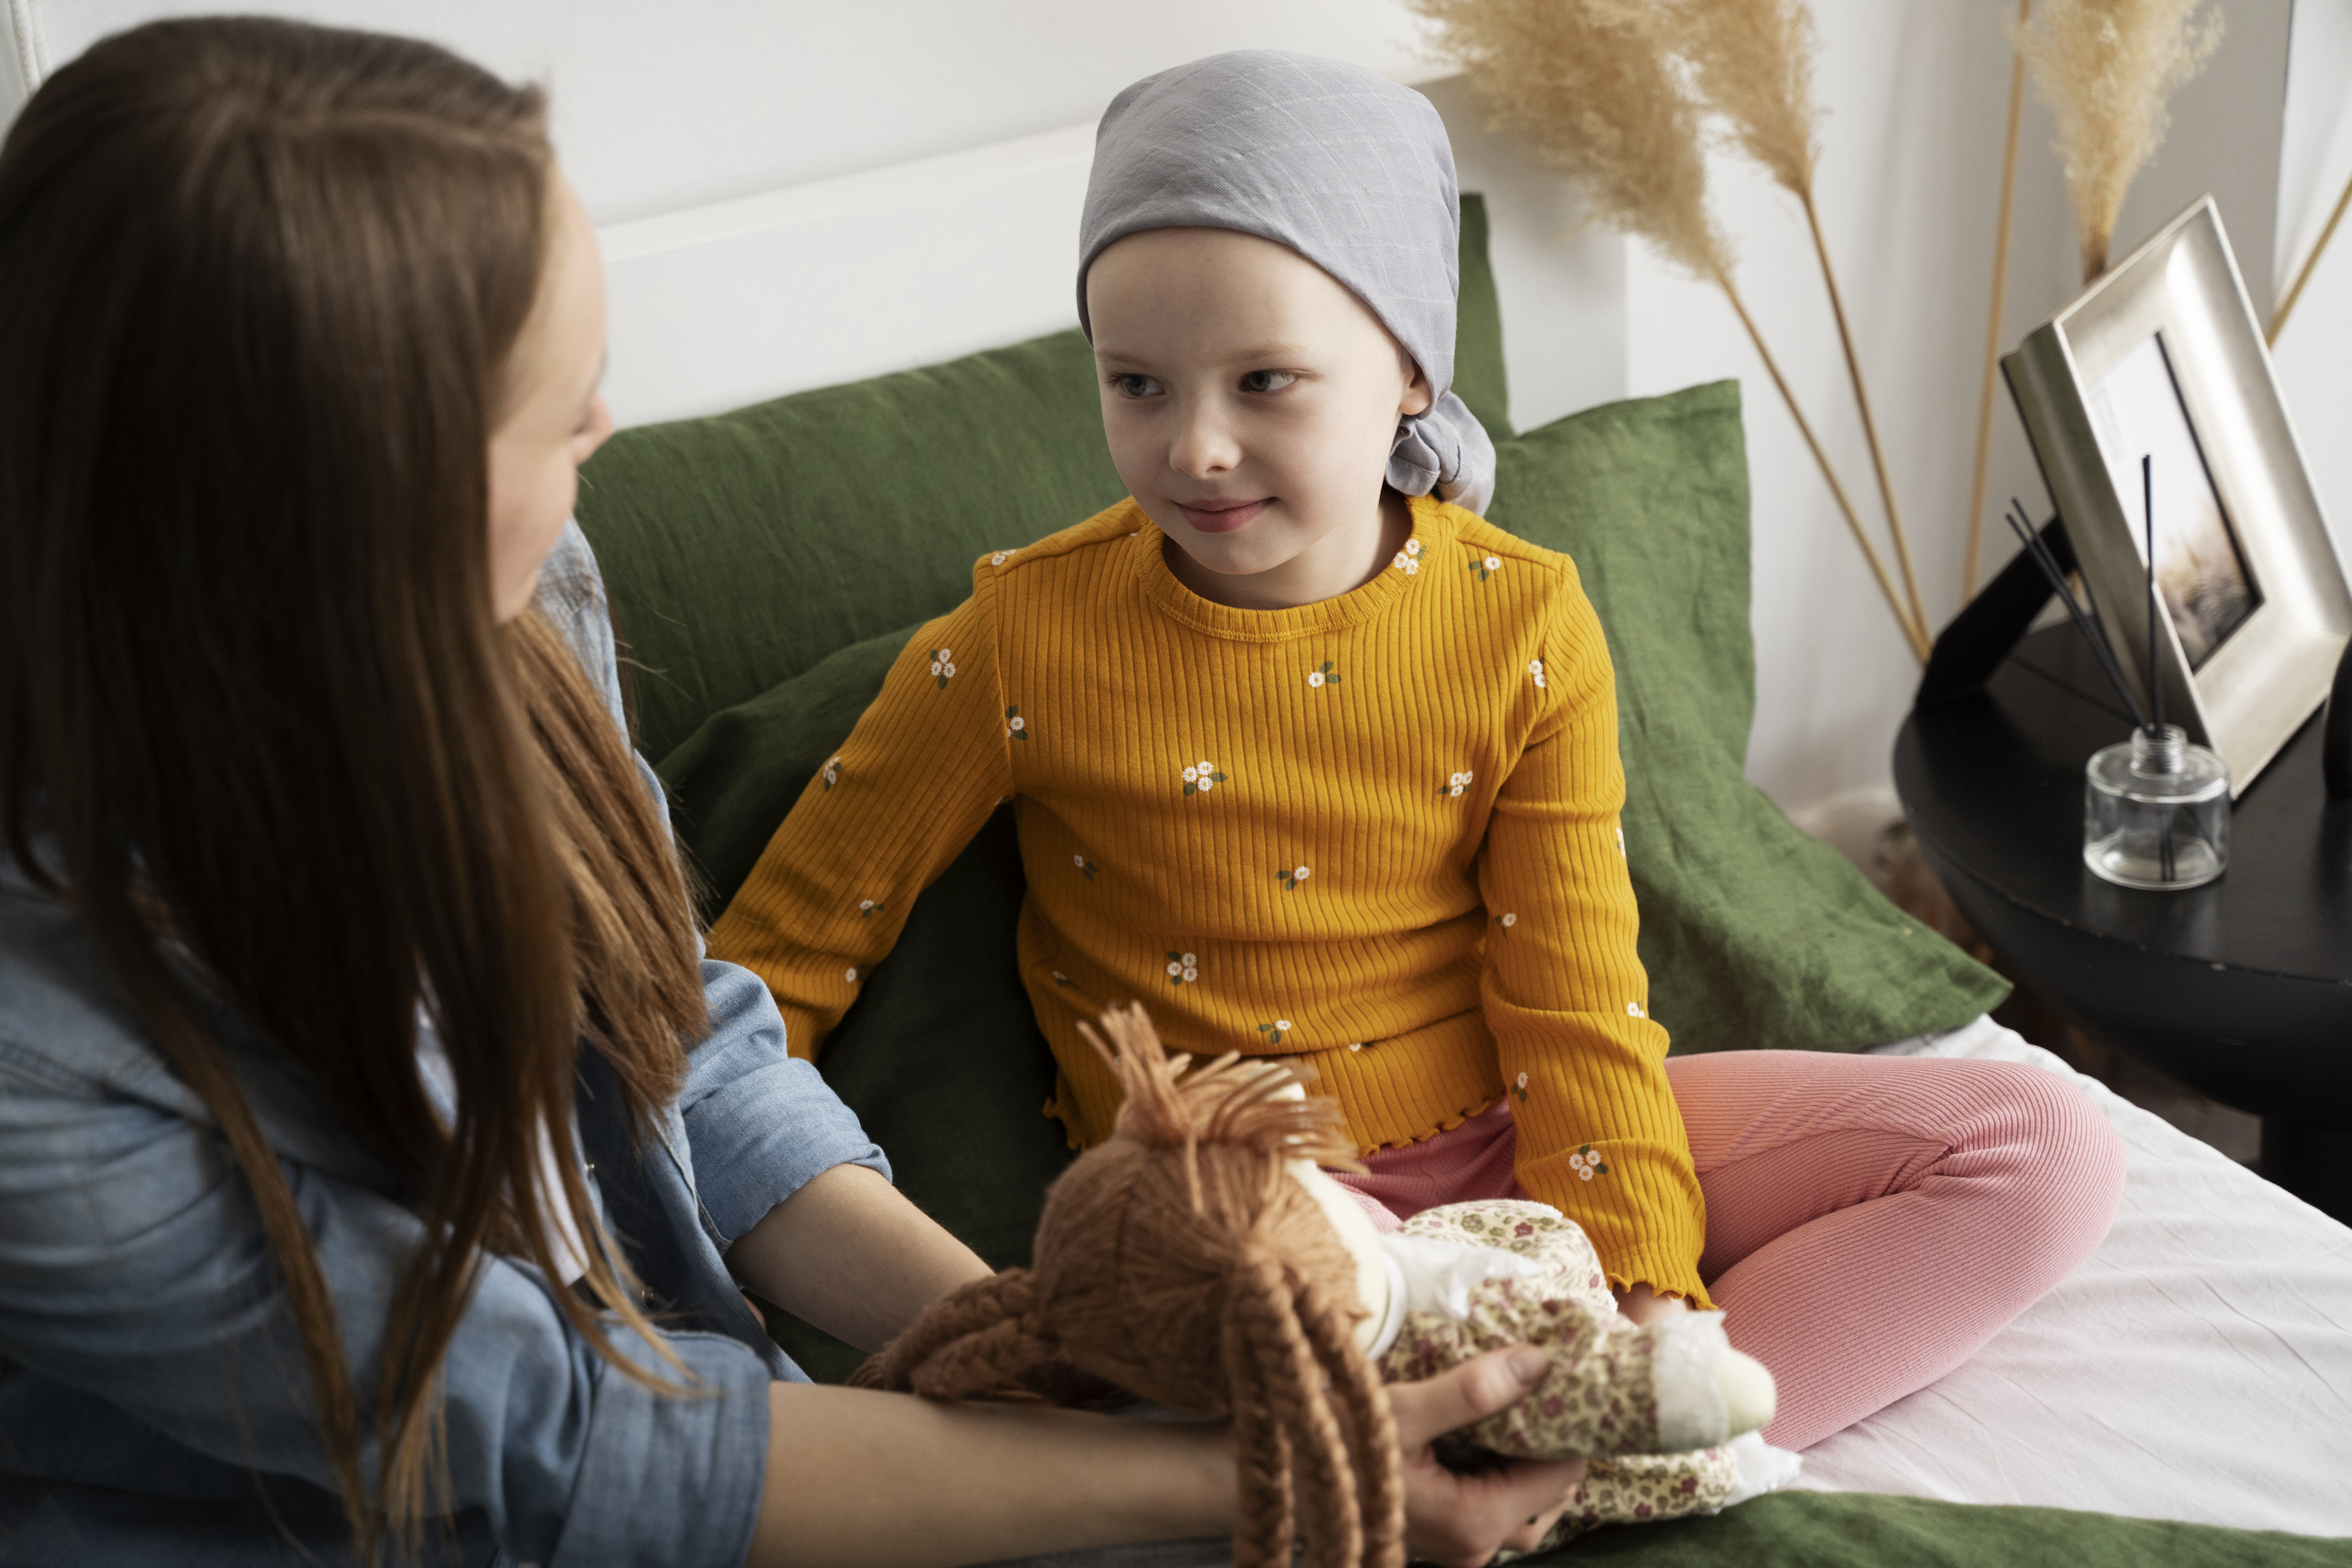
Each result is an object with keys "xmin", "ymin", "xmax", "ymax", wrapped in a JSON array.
[
  {"xmin": 1386, "ymin": 1345, "xmax": 1589, "ymax": 1567},
  {"xmin": 1612, "ymin": 1281, "xmax": 1688, "ymax": 1326}
]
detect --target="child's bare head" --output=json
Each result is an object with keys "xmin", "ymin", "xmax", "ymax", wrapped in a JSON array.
[
  {"xmin": 1087, "ymin": 227, "xmax": 1431, "ymax": 595},
  {"xmin": 858, "ymin": 1003, "xmax": 1406, "ymax": 1568}
]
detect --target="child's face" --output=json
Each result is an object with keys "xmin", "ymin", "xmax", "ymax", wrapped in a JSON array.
[{"xmin": 1087, "ymin": 227, "xmax": 1432, "ymax": 609}]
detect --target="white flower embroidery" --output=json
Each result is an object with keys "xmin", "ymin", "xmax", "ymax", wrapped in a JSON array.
[
  {"xmin": 1277, "ymin": 1020, "xmax": 1293, "ymax": 1031},
  {"xmin": 820, "ymin": 754, "xmax": 842, "ymax": 791},
  {"xmin": 989, "ymin": 548, "xmax": 1019, "ymax": 566},
  {"xmin": 1293, "ymin": 866, "xmax": 1311, "ymax": 883},
  {"xmin": 1567, "ymin": 1142, "xmax": 1612, "ymax": 1179},
  {"xmin": 1529, "ymin": 658, "xmax": 1547, "ymax": 690},
  {"xmin": 844, "ymin": 967, "xmax": 859, "ymax": 983},
  {"xmin": 1515, "ymin": 1072, "xmax": 1529, "ymax": 1089},
  {"xmin": 1167, "ymin": 951, "xmax": 1199, "ymax": 985},
  {"xmin": 1470, "ymin": 551, "xmax": 1503, "ymax": 583},
  {"xmin": 1405, "ymin": 539, "xmax": 1422, "ymax": 557},
  {"xmin": 1627, "ymin": 1001, "xmax": 1646, "ymax": 1018},
  {"xmin": 928, "ymin": 648, "xmax": 956, "ymax": 688},
  {"xmin": 1073, "ymin": 854, "xmax": 1086, "ymax": 868},
  {"xmin": 1280, "ymin": 864, "xmax": 1312, "ymax": 890},
  {"xmin": 1500, "ymin": 912, "xmax": 1517, "ymax": 927},
  {"xmin": 1005, "ymin": 705, "xmax": 1028, "ymax": 738},
  {"xmin": 1347, "ymin": 1042, "xmax": 1364, "ymax": 1053},
  {"xmin": 1442, "ymin": 769, "xmax": 1474, "ymax": 798},
  {"xmin": 858, "ymin": 898, "xmax": 884, "ymax": 918},
  {"xmin": 1182, "ymin": 759, "xmax": 1227, "ymax": 796},
  {"xmin": 1308, "ymin": 658, "xmax": 1341, "ymax": 688},
  {"xmin": 1391, "ymin": 549, "xmax": 1420, "ymax": 575},
  {"xmin": 1308, "ymin": 670, "xmax": 1324, "ymax": 687},
  {"xmin": 1510, "ymin": 1069, "xmax": 1530, "ymax": 1104},
  {"xmin": 1486, "ymin": 555, "xmax": 1502, "ymax": 570}
]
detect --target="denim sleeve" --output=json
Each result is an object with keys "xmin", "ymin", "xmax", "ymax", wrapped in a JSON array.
[
  {"xmin": 539, "ymin": 522, "xmax": 893, "ymax": 1245},
  {"xmin": 678, "ymin": 957, "xmax": 892, "ymax": 1248},
  {"xmin": 0, "ymin": 1042, "xmax": 771, "ymax": 1568}
]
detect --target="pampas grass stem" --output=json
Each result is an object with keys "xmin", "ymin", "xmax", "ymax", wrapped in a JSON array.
[
  {"xmin": 1965, "ymin": 0, "xmax": 2033, "ymax": 601},
  {"xmin": 1669, "ymin": 0, "xmax": 1928, "ymax": 645},
  {"xmin": 1800, "ymin": 190, "xmax": 1928, "ymax": 641},
  {"xmin": 2269, "ymin": 164, "xmax": 2352, "ymax": 346},
  {"xmin": 1720, "ymin": 276, "xmax": 1928, "ymax": 658}
]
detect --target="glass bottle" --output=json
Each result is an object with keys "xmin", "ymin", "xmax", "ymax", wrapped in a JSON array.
[{"xmin": 2083, "ymin": 723, "xmax": 2229, "ymax": 890}]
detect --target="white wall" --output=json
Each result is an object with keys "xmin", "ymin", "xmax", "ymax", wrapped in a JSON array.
[{"xmin": 0, "ymin": 0, "xmax": 2325, "ymax": 820}]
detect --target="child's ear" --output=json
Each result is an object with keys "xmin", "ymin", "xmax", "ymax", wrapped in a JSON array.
[{"xmin": 1397, "ymin": 348, "xmax": 1434, "ymax": 418}]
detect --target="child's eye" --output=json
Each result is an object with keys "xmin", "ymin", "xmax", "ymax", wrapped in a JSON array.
[
  {"xmin": 1240, "ymin": 369, "xmax": 1298, "ymax": 394},
  {"xmin": 1111, "ymin": 373, "xmax": 1164, "ymax": 399}
]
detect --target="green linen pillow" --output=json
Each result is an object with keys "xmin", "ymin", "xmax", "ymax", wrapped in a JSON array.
[{"xmin": 1482, "ymin": 381, "xmax": 2008, "ymax": 1051}]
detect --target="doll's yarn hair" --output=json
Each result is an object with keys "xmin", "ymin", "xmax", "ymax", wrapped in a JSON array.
[{"xmin": 855, "ymin": 1002, "xmax": 1404, "ymax": 1568}]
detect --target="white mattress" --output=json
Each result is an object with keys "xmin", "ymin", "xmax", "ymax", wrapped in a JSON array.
[{"xmin": 1789, "ymin": 1017, "xmax": 2352, "ymax": 1538}]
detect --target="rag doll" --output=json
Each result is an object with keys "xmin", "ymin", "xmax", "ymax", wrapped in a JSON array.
[{"xmin": 855, "ymin": 1004, "xmax": 1799, "ymax": 1566}]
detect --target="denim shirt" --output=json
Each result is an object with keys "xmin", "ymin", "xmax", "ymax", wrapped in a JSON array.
[{"xmin": 0, "ymin": 525, "xmax": 888, "ymax": 1567}]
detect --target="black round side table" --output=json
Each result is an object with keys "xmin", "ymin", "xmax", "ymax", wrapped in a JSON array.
[{"xmin": 1894, "ymin": 624, "xmax": 2352, "ymax": 1224}]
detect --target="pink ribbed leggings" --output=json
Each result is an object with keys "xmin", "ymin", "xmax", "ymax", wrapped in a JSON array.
[{"xmin": 1329, "ymin": 1049, "xmax": 2127, "ymax": 1451}]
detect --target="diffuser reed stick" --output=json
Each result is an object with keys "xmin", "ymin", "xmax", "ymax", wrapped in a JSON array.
[
  {"xmin": 1966, "ymin": 0, "xmax": 2034, "ymax": 601},
  {"xmin": 2142, "ymin": 453, "xmax": 2176, "ymax": 880},
  {"xmin": 2001, "ymin": 499, "xmax": 2148, "ymax": 728}
]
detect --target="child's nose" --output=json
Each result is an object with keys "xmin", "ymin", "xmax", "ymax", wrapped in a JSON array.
[{"xmin": 1169, "ymin": 403, "xmax": 1241, "ymax": 478}]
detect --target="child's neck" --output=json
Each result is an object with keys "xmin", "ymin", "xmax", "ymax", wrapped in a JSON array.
[{"xmin": 1164, "ymin": 490, "xmax": 1416, "ymax": 612}]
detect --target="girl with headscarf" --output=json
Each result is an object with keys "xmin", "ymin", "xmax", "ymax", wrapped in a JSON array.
[{"xmin": 715, "ymin": 50, "xmax": 2125, "ymax": 1459}]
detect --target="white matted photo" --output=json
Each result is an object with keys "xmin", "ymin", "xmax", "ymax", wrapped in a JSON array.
[{"xmin": 2083, "ymin": 333, "xmax": 2261, "ymax": 670}]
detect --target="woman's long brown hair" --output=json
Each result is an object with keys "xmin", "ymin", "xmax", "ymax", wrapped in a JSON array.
[{"xmin": 0, "ymin": 18, "xmax": 708, "ymax": 1557}]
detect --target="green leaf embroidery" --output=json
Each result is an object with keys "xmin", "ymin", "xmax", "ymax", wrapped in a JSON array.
[
  {"xmin": 1256, "ymin": 1020, "xmax": 1291, "ymax": 1046},
  {"xmin": 857, "ymin": 899, "xmax": 885, "ymax": 919},
  {"xmin": 929, "ymin": 649, "xmax": 955, "ymax": 690},
  {"xmin": 1005, "ymin": 704, "xmax": 1029, "ymax": 739}
]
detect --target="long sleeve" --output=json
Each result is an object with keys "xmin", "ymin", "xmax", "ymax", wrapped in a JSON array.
[
  {"xmin": 0, "ymin": 1034, "xmax": 774, "ymax": 1568},
  {"xmin": 709, "ymin": 577, "xmax": 1017, "ymax": 1060},
  {"xmin": 1478, "ymin": 578, "xmax": 1708, "ymax": 1306}
]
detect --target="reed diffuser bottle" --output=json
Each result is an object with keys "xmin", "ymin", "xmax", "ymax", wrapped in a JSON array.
[
  {"xmin": 2083, "ymin": 723, "xmax": 2229, "ymax": 889},
  {"xmin": 2077, "ymin": 455, "xmax": 2230, "ymax": 890}
]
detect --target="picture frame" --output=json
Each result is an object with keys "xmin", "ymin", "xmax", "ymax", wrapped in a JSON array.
[{"xmin": 2003, "ymin": 196, "xmax": 2352, "ymax": 794}]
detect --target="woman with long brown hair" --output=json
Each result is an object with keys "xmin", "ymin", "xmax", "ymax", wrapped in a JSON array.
[{"xmin": 0, "ymin": 18, "xmax": 1585, "ymax": 1565}]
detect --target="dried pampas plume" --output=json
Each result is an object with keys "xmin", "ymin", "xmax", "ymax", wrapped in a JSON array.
[
  {"xmin": 1410, "ymin": 0, "xmax": 1729, "ymax": 281},
  {"xmin": 1412, "ymin": 0, "xmax": 1928, "ymax": 660},
  {"xmin": 2015, "ymin": 0, "xmax": 2223, "ymax": 284}
]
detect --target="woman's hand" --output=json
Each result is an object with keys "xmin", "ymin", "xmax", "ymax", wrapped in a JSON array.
[{"xmin": 1387, "ymin": 1346, "xmax": 1589, "ymax": 1567}]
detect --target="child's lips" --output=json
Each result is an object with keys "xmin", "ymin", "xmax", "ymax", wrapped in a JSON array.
[{"xmin": 1177, "ymin": 497, "xmax": 1271, "ymax": 534}]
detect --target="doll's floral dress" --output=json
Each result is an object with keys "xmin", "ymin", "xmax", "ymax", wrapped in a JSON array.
[{"xmin": 1371, "ymin": 1199, "xmax": 1800, "ymax": 1549}]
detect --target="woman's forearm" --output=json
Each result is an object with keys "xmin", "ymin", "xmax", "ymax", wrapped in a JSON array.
[
  {"xmin": 743, "ymin": 1384, "xmax": 1231, "ymax": 1568},
  {"xmin": 727, "ymin": 1164, "xmax": 993, "ymax": 1352}
]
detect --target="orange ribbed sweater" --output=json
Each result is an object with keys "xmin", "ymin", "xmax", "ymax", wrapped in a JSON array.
[{"xmin": 710, "ymin": 494, "xmax": 1709, "ymax": 1303}]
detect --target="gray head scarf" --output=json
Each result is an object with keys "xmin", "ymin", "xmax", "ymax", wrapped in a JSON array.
[{"xmin": 1077, "ymin": 50, "xmax": 1497, "ymax": 516}]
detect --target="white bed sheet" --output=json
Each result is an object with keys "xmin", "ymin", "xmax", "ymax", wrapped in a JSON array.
[{"xmin": 1788, "ymin": 1016, "xmax": 2352, "ymax": 1538}]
